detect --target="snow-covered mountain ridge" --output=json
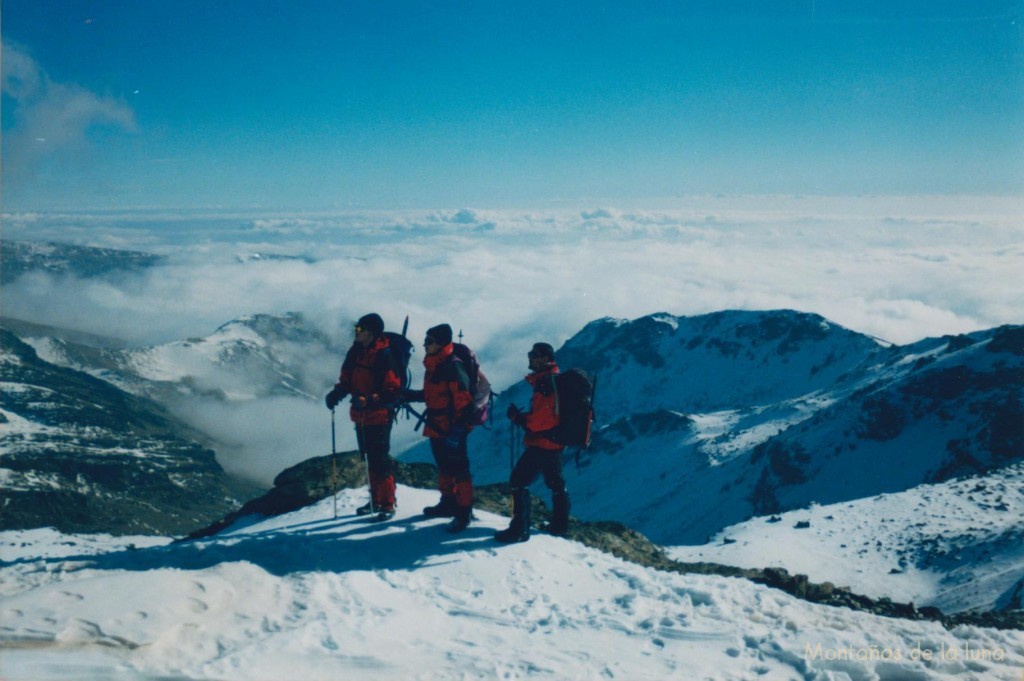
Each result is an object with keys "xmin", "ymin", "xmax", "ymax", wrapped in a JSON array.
[
  {"xmin": 444, "ymin": 310, "xmax": 1024, "ymax": 614},
  {"xmin": 559, "ymin": 310, "xmax": 886, "ymax": 414},
  {"xmin": 465, "ymin": 311, "xmax": 1023, "ymax": 540},
  {"xmin": 13, "ymin": 312, "xmax": 350, "ymax": 484},
  {"xmin": 0, "ymin": 239, "xmax": 163, "ymax": 285},
  {"xmin": 21, "ymin": 312, "xmax": 342, "ymax": 402},
  {"xmin": 0, "ymin": 328, "xmax": 251, "ymax": 535}
]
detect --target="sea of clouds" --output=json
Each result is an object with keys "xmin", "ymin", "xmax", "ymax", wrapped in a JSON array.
[{"xmin": 4, "ymin": 195, "xmax": 1022, "ymax": 482}]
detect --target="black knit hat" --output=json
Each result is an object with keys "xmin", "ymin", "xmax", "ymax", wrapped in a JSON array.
[
  {"xmin": 426, "ymin": 323, "xmax": 453, "ymax": 346},
  {"xmin": 357, "ymin": 313, "xmax": 385, "ymax": 337},
  {"xmin": 530, "ymin": 342, "xmax": 555, "ymax": 360}
]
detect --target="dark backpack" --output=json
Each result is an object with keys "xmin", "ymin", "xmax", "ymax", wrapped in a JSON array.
[
  {"xmin": 382, "ymin": 331, "xmax": 414, "ymax": 392},
  {"xmin": 546, "ymin": 368, "xmax": 596, "ymax": 448},
  {"xmin": 451, "ymin": 342, "xmax": 492, "ymax": 426}
]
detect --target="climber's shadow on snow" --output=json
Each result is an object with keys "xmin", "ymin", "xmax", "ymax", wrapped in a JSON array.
[{"xmin": 60, "ymin": 511, "xmax": 504, "ymax": 576}]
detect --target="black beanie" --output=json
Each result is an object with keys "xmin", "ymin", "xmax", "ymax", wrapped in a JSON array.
[
  {"xmin": 530, "ymin": 342, "xmax": 555, "ymax": 360},
  {"xmin": 427, "ymin": 323, "xmax": 453, "ymax": 346},
  {"xmin": 357, "ymin": 313, "xmax": 385, "ymax": 337}
]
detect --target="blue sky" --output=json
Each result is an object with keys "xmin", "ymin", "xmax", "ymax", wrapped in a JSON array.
[{"xmin": 2, "ymin": 1, "xmax": 1022, "ymax": 211}]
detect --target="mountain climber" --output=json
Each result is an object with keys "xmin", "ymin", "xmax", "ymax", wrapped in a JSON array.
[
  {"xmin": 325, "ymin": 313, "xmax": 402, "ymax": 521},
  {"xmin": 401, "ymin": 323, "xmax": 477, "ymax": 532},
  {"xmin": 495, "ymin": 342, "xmax": 571, "ymax": 543}
]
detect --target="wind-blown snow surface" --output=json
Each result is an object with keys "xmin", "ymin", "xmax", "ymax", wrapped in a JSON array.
[{"xmin": 2, "ymin": 487, "xmax": 1022, "ymax": 681}]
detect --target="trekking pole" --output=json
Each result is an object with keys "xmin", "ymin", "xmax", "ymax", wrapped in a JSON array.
[
  {"xmin": 330, "ymin": 408, "xmax": 338, "ymax": 520},
  {"xmin": 360, "ymin": 409, "xmax": 375, "ymax": 515}
]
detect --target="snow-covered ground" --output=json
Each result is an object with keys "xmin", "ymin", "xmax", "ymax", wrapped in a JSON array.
[
  {"xmin": 2, "ymin": 486, "xmax": 1022, "ymax": 681},
  {"xmin": 669, "ymin": 463, "xmax": 1024, "ymax": 615}
]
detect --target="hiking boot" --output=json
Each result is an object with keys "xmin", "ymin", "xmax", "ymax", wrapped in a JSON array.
[
  {"xmin": 494, "ymin": 525, "xmax": 530, "ymax": 543},
  {"xmin": 494, "ymin": 488, "xmax": 530, "ymax": 543},
  {"xmin": 545, "ymin": 489, "xmax": 570, "ymax": 537},
  {"xmin": 541, "ymin": 521, "xmax": 568, "ymax": 537},
  {"xmin": 445, "ymin": 507, "xmax": 472, "ymax": 534},
  {"xmin": 423, "ymin": 495, "xmax": 458, "ymax": 518},
  {"xmin": 368, "ymin": 508, "xmax": 395, "ymax": 523},
  {"xmin": 355, "ymin": 501, "xmax": 375, "ymax": 516}
]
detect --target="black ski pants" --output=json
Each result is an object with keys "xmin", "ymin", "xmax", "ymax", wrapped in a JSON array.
[
  {"xmin": 509, "ymin": 446, "xmax": 566, "ymax": 494},
  {"xmin": 429, "ymin": 435, "xmax": 471, "ymax": 480},
  {"xmin": 355, "ymin": 422, "xmax": 394, "ymax": 479}
]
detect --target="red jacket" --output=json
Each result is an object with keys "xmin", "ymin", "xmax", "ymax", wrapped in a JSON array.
[
  {"xmin": 333, "ymin": 336, "xmax": 402, "ymax": 425},
  {"xmin": 412, "ymin": 344, "xmax": 475, "ymax": 438},
  {"xmin": 523, "ymin": 363, "xmax": 562, "ymax": 450}
]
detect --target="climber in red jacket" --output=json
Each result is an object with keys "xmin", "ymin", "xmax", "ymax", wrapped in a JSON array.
[
  {"xmin": 325, "ymin": 313, "xmax": 402, "ymax": 521},
  {"xmin": 495, "ymin": 342, "xmax": 570, "ymax": 543},
  {"xmin": 403, "ymin": 323, "xmax": 477, "ymax": 533}
]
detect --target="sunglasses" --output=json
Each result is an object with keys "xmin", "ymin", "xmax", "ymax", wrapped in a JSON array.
[
  {"xmin": 354, "ymin": 325, "xmax": 365, "ymax": 333},
  {"xmin": 424, "ymin": 337, "xmax": 437, "ymax": 345}
]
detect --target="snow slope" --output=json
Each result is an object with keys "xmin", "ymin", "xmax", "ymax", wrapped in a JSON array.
[
  {"xmin": 670, "ymin": 462, "xmax": 1024, "ymax": 615},
  {"xmin": 2, "ymin": 486, "xmax": 1022, "ymax": 681}
]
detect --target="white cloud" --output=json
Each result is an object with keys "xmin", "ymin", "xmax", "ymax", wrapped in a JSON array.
[
  {"xmin": 166, "ymin": 396, "xmax": 365, "ymax": 485},
  {"xmin": 1, "ymin": 42, "xmax": 43, "ymax": 99},
  {"xmin": 3, "ymin": 196, "xmax": 1022, "ymax": 391},
  {"xmin": 1, "ymin": 43, "xmax": 137, "ymax": 180}
]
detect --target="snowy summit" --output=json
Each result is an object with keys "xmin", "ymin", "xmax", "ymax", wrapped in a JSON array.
[{"xmin": 2, "ymin": 485, "xmax": 1022, "ymax": 680}]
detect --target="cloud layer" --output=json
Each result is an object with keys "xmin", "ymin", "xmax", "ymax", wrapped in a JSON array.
[
  {"xmin": 5, "ymin": 196, "xmax": 1022, "ymax": 374},
  {"xmin": 4, "ymin": 195, "xmax": 1022, "ymax": 482}
]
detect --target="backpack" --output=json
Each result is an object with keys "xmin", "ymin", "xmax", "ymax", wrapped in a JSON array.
[
  {"xmin": 546, "ymin": 368, "xmax": 596, "ymax": 448},
  {"xmin": 451, "ymin": 342, "xmax": 492, "ymax": 426},
  {"xmin": 382, "ymin": 331, "xmax": 414, "ymax": 392}
]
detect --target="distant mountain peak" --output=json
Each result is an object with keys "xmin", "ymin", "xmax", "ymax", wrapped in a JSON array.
[{"xmin": 0, "ymin": 239, "xmax": 163, "ymax": 285}]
